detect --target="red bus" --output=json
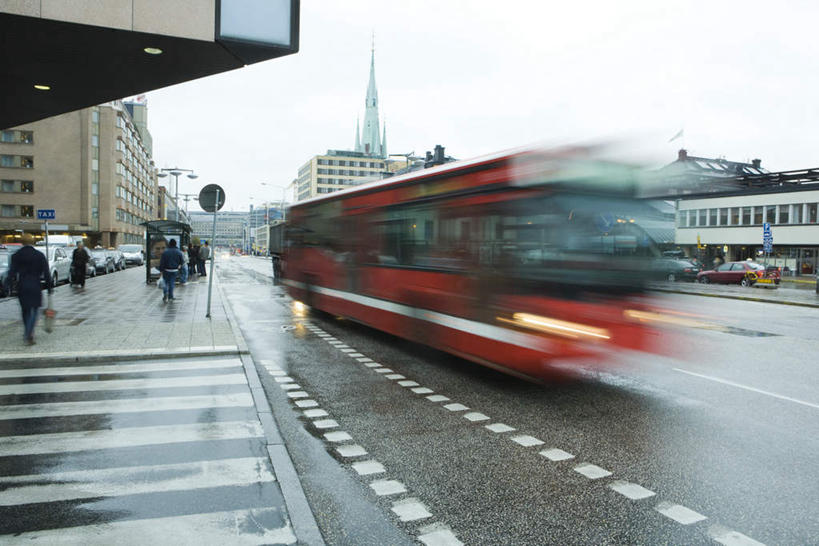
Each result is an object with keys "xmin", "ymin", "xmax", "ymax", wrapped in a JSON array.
[{"xmin": 283, "ymin": 147, "xmax": 664, "ymax": 380}]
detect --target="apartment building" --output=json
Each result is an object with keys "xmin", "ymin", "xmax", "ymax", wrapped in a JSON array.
[{"xmin": 0, "ymin": 101, "xmax": 158, "ymax": 247}]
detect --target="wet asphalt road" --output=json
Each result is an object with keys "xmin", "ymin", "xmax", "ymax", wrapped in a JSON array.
[{"xmin": 225, "ymin": 255, "xmax": 819, "ymax": 545}]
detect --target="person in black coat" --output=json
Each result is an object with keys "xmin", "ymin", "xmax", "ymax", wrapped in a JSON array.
[
  {"xmin": 5, "ymin": 234, "xmax": 52, "ymax": 344},
  {"xmin": 71, "ymin": 242, "xmax": 90, "ymax": 288}
]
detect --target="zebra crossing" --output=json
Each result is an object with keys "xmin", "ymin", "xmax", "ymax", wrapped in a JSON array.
[{"xmin": 0, "ymin": 356, "xmax": 297, "ymax": 545}]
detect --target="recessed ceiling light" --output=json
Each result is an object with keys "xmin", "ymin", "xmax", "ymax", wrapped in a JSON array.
[
  {"xmin": 144, "ymin": 47, "xmax": 163, "ymax": 55},
  {"xmin": 34, "ymin": 84, "xmax": 50, "ymax": 91}
]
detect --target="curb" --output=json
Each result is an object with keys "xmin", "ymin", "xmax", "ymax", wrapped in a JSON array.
[
  {"xmin": 649, "ymin": 287, "xmax": 819, "ymax": 309},
  {"xmin": 0, "ymin": 346, "xmax": 242, "ymax": 365},
  {"xmin": 216, "ymin": 264, "xmax": 325, "ymax": 546}
]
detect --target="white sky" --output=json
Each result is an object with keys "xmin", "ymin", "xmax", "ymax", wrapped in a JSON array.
[{"xmin": 146, "ymin": 0, "xmax": 819, "ymax": 211}]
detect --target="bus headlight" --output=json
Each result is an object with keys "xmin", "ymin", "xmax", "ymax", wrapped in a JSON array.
[{"xmin": 499, "ymin": 312, "xmax": 610, "ymax": 341}]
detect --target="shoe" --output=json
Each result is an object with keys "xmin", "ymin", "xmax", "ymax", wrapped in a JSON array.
[
  {"xmin": 25, "ymin": 337, "xmax": 35, "ymax": 346},
  {"xmin": 163, "ymin": 294, "xmax": 167, "ymax": 303}
]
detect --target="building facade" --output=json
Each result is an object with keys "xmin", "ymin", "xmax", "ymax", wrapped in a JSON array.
[
  {"xmin": 1, "ymin": 100, "xmax": 158, "ymax": 247},
  {"xmin": 295, "ymin": 150, "xmax": 388, "ymax": 201},
  {"xmin": 189, "ymin": 211, "xmax": 246, "ymax": 248}
]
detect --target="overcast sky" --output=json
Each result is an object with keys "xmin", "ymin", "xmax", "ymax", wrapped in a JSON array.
[{"xmin": 146, "ymin": 0, "xmax": 819, "ymax": 212}]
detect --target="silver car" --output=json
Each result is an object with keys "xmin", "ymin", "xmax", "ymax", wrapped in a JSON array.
[
  {"xmin": 35, "ymin": 246, "xmax": 71, "ymax": 286},
  {"xmin": 118, "ymin": 244, "xmax": 144, "ymax": 266}
]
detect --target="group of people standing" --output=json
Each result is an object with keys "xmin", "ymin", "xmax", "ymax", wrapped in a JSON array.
[{"xmin": 158, "ymin": 240, "xmax": 211, "ymax": 303}]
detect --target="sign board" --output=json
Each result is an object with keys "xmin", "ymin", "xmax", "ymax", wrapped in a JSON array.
[
  {"xmin": 37, "ymin": 209, "xmax": 55, "ymax": 220},
  {"xmin": 198, "ymin": 184, "xmax": 226, "ymax": 213},
  {"xmin": 594, "ymin": 212, "xmax": 615, "ymax": 234},
  {"xmin": 762, "ymin": 222, "xmax": 772, "ymax": 253}
]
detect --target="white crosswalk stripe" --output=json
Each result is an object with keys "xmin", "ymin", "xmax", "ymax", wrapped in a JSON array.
[{"xmin": 0, "ymin": 357, "xmax": 296, "ymax": 543}]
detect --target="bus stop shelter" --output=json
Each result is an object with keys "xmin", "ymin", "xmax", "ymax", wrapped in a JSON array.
[{"xmin": 140, "ymin": 220, "xmax": 191, "ymax": 284}]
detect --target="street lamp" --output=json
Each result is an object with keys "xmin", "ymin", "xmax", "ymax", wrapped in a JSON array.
[
  {"xmin": 157, "ymin": 167, "xmax": 198, "ymax": 223},
  {"xmin": 260, "ymin": 182, "xmax": 289, "ymax": 222}
]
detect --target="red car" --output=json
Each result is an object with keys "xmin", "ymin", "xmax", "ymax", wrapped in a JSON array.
[{"xmin": 697, "ymin": 261, "xmax": 780, "ymax": 286}]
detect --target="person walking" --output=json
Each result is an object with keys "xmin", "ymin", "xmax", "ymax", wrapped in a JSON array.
[
  {"xmin": 158, "ymin": 238, "xmax": 184, "ymax": 303},
  {"xmin": 71, "ymin": 242, "xmax": 90, "ymax": 288},
  {"xmin": 180, "ymin": 245, "xmax": 189, "ymax": 285},
  {"xmin": 188, "ymin": 243, "xmax": 199, "ymax": 280},
  {"xmin": 4, "ymin": 233, "xmax": 52, "ymax": 344},
  {"xmin": 198, "ymin": 241, "xmax": 211, "ymax": 277}
]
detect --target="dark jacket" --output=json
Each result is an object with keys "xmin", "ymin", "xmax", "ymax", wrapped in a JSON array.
[
  {"xmin": 159, "ymin": 247, "xmax": 185, "ymax": 272},
  {"xmin": 7, "ymin": 246, "xmax": 51, "ymax": 308},
  {"xmin": 72, "ymin": 247, "xmax": 90, "ymax": 266}
]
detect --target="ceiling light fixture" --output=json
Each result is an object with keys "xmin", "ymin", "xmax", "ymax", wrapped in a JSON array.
[
  {"xmin": 143, "ymin": 47, "xmax": 163, "ymax": 55},
  {"xmin": 33, "ymin": 84, "xmax": 51, "ymax": 91}
]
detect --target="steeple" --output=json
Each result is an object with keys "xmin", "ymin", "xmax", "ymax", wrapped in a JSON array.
[
  {"xmin": 381, "ymin": 122, "xmax": 387, "ymax": 159},
  {"xmin": 354, "ymin": 118, "xmax": 361, "ymax": 153},
  {"xmin": 357, "ymin": 36, "xmax": 384, "ymax": 158}
]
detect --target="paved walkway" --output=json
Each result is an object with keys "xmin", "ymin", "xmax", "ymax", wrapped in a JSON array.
[
  {"xmin": 650, "ymin": 279, "xmax": 819, "ymax": 308},
  {"xmin": 0, "ymin": 267, "xmax": 237, "ymax": 361}
]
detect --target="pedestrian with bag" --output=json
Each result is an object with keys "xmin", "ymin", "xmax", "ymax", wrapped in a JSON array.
[
  {"xmin": 158, "ymin": 238, "xmax": 184, "ymax": 303},
  {"xmin": 180, "ymin": 245, "xmax": 189, "ymax": 285},
  {"xmin": 198, "ymin": 241, "xmax": 211, "ymax": 276},
  {"xmin": 4, "ymin": 233, "xmax": 52, "ymax": 344},
  {"xmin": 71, "ymin": 241, "xmax": 90, "ymax": 288}
]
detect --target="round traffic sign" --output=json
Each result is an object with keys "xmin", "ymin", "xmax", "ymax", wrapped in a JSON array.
[{"xmin": 199, "ymin": 184, "xmax": 226, "ymax": 212}]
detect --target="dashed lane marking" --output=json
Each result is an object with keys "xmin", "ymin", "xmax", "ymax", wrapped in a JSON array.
[
  {"xmin": 274, "ymin": 376, "xmax": 294, "ymax": 383},
  {"xmin": 418, "ymin": 523, "xmax": 464, "ymax": 546},
  {"xmin": 375, "ymin": 368, "xmax": 393, "ymax": 373},
  {"xmin": 286, "ymin": 391, "xmax": 309, "ymax": 399},
  {"xmin": 324, "ymin": 431, "xmax": 353, "ymax": 443},
  {"xmin": 352, "ymin": 460, "xmax": 385, "ymax": 476},
  {"xmin": 364, "ymin": 362, "xmax": 382, "ymax": 368},
  {"xmin": 426, "ymin": 395, "xmax": 450, "ymax": 403},
  {"xmin": 312, "ymin": 419, "xmax": 339, "ymax": 429},
  {"xmin": 708, "ymin": 524, "xmax": 766, "ymax": 546},
  {"xmin": 485, "ymin": 423, "xmax": 515, "ymax": 433},
  {"xmin": 391, "ymin": 498, "xmax": 433, "ymax": 522},
  {"xmin": 370, "ymin": 479, "xmax": 407, "ymax": 496},
  {"xmin": 384, "ymin": 374, "xmax": 406, "ymax": 380},
  {"xmin": 348, "ymin": 353, "xmax": 364, "ymax": 357},
  {"xmin": 411, "ymin": 387, "xmax": 434, "ymax": 394},
  {"xmin": 463, "ymin": 412, "xmax": 490, "ymax": 422},
  {"xmin": 654, "ymin": 501, "xmax": 707, "ymax": 525},
  {"xmin": 357, "ymin": 357, "xmax": 373, "ymax": 362},
  {"xmin": 295, "ymin": 400, "xmax": 319, "ymax": 408},
  {"xmin": 339, "ymin": 348, "xmax": 356, "ymax": 353},
  {"xmin": 539, "ymin": 448, "xmax": 575, "ymax": 461},
  {"xmin": 279, "ymin": 383, "xmax": 301, "ymax": 391},
  {"xmin": 608, "ymin": 480, "xmax": 656, "ymax": 500},
  {"xmin": 398, "ymin": 380, "xmax": 420, "ymax": 387},
  {"xmin": 336, "ymin": 445, "xmax": 368, "ymax": 458},
  {"xmin": 673, "ymin": 368, "xmax": 819, "ymax": 410},
  {"xmin": 511, "ymin": 434, "xmax": 544, "ymax": 447},
  {"xmin": 574, "ymin": 463, "xmax": 613, "ymax": 480},
  {"xmin": 443, "ymin": 403, "xmax": 468, "ymax": 412},
  {"xmin": 303, "ymin": 409, "xmax": 329, "ymax": 418}
]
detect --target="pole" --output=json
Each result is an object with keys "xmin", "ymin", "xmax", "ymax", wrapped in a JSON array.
[
  {"xmin": 174, "ymin": 173, "xmax": 180, "ymax": 223},
  {"xmin": 206, "ymin": 188, "xmax": 219, "ymax": 318},
  {"xmin": 44, "ymin": 220, "xmax": 50, "ymax": 284}
]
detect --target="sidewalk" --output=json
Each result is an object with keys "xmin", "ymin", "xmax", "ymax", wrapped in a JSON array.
[
  {"xmin": 0, "ymin": 266, "xmax": 238, "ymax": 362},
  {"xmin": 649, "ymin": 279, "xmax": 819, "ymax": 308}
]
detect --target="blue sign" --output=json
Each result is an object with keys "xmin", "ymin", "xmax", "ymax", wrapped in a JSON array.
[
  {"xmin": 594, "ymin": 212, "xmax": 615, "ymax": 234},
  {"xmin": 37, "ymin": 209, "xmax": 55, "ymax": 220},
  {"xmin": 763, "ymin": 240, "xmax": 772, "ymax": 253},
  {"xmin": 763, "ymin": 222, "xmax": 771, "ymax": 235}
]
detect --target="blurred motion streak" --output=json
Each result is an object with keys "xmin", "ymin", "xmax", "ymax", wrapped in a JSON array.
[{"xmin": 282, "ymin": 144, "xmax": 677, "ymax": 380}]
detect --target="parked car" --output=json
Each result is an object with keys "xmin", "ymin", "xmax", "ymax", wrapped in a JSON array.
[
  {"xmin": 68, "ymin": 247, "xmax": 96, "ymax": 284},
  {"xmin": 34, "ymin": 245, "xmax": 72, "ymax": 286},
  {"xmin": 118, "ymin": 244, "xmax": 145, "ymax": 266},
  {"xmin": 697, "ymin": 261, "xmax": 780, "ymax": 287},
  {"xmin": 651, "ymin": 258, "xmax": 699, "ymax": 282},
  {"xmin": 0, "ymin": 247, "xmax": 18, "ymax": 297},
  {"xmin": 108, "ymin": 249, "xmax": 126, "ymax": 271},
  {"xmin": 90, "ymin": 248, "xmax": 115, "ymax": 274}
]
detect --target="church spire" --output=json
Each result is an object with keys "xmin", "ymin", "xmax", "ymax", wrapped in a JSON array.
[
  {"xmin": 381, "ymin": 122, "xmax": 387, "ymax": 158},
  {"xmin": 355, "ymin": 118, "xmax": 361, "ymax": 153},
  {"xmin": 358, "ymin": 35, "xmax": 383, "ymax": 157}
]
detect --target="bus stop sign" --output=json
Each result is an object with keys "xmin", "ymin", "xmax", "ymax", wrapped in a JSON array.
[{"xmin": 198, "ymin": 184, "xmax": 225, "ymax": 213}]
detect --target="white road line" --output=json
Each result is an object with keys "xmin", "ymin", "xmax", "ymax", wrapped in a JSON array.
[
  {"xmin": 443, "ymin": 403, "xmax": 468, "ymax": 412},
  {"xmin": 258, "ymin": 360, "xmax": 279, "ymax": 369},
  {"xmin": 352, "ymin": 460, "xmax": 385, "ymax": 476},
  {"xmin": 0, "ymin": 420, "xmax": 264, "ymax": 457},
  {"xmin": 286, "ymin": 391, "xmax": 309, "ymax": 399},
  {"xmin": 654, "ymin": 501, "xmax": 707, "ymax": 525},
  {"xmin": 391, "ymin": 498, "xmax": 432, "ymax": 522},
  {"xmin": 0, "ymin": 393, "xmax": 254, "ymax": 420},
  {"xmin": 364, "ymin": 362, "xmax": 382, "ymax": 368},
  {"xmin": 398, "ymin": 380, "xmax": 420, "ymax": 387},
  {"xmin": 426, "ymin": 395, "xmax": 450, "ymax": 403},
  {"xmin": 418, "ymin": 523, "xmax": 464, "ymax": 546},
  {"xmin": 708, "ymin": 524, "xmax": 766, "ymax": 546},
  {"xmin": 0, "ymin": 359, "xmax": 242, "ymax": 379},
  {"xmin": 539, "ymin": 448, "xmax": 575, "ymax": 461},
  {"xmin": 280, "ymin": 383, "xmax": 301, "ymax": 391},
  {"xmin": 485, "ymin": 423, "xmax": 515, "ymax": 433},
  {"xmin": 608, "ymin": 480, "xmax": 656, "ymax": 500},
  {"xmin": 411, "ymin": 387, "xmax": 434, "ymax": 394},
  {"xmin": 313, "ymin": 419, "xmax": 339, "ymax": 429},
  {"xmin": 339, "ymin": 348, "xmax": 355, "ymax": 353},
  {"xmin": 0, "ymin": 457, "xmax": 274, "ymax": 506},
  {"xmin": 8, "ymin": 508, "xmax": 297, "ymax": 545},
  {"xmin": 384, "ymin": 374, "xmax": 405, "ymax": 380},
  {"xmin": 673, "ymin": 368, "xmax": 819, "ymax": 410},
  {"xmin": 0, "ymin": 373, "xmax": 248, "ymax": 396},
  {"xmin": 348, "ymin": 353, "xmax": 364, "ymax": 358},
  {"xmin": 267, "ymin": 369, "xmax": 287, "ymax": 377},
  {"xmin": 357, "ymin": 357, "xmax": 373, "ymax": 363},
  {"xmin": 573, "ymin": 463, "xmax": 613, "ymax": 479},
  {"xmin": 274, "ymin": 376, "xmax": 294, "ymax": 383},
  {"xmin": 463, "ymin": 412, "xmax": 490, "ymax": 422},
  {"xmin": 336, "ymin": 444, "xmax": 368, "ymax": 458},
  {"xmin": 369, "ymin": 479, "xmax": 407, "ymax": 496},
  {"xmin": 511, "ymin": 435, "xmax": 543, "ymax": 447},
  {"xmin": 303, "ymin": 409, "xmax": 329, "ymax": 418},
  {"xmin": 295, "ymin": 400, "xmax": 319, "ymax": 408},
  {"xmin": 324, "ymin": 431, "xmax": 353, "ymax": 443},
  {"xmin": 374, "ymin": 368, "xmax": 393, "ymax": 373}
]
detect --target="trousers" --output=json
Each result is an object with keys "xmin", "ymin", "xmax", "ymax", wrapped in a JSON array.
[{"xmin": 22, "ymin": 305, "xmax": 38, "ymax": 340}]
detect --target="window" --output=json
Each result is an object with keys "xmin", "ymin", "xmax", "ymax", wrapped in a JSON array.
[
  {"xmin": 91, "ymin": 159, "xmax": 98, "ymax": 171},
  {"xmin": 742, "ymin": 207, "xmax": 751, "ymax": 225},
  {"xmin": 93, "ymin": 111, "xmax": 100, "ymax": 123},
  {"xmin": 778, "ymin": 204, "xmax": 789, "ymax": 224},
  {"xmin": 1, "ymin": 130, "xmax": 33, "ymax": 144},
  {"xmin": 0, "ymin": 155, "xmax": 33, "ymax": 168},
  {"xmin": 730, "ymin": 207, "xmax": 740, "ymax": 225},
  {"xmin": 709, "ymin": 209, "xmax": 718, "ymax": 226},
  {"xmin": 720, "ymin": 208, "xmax": 728, "ymax": 226},
  {"xmin": 698, "ymin": 209, "xmax": 707, "ymax": 226},
  {"xmin": 1, "ymin": 180, "xmax": 13, "ymax": 192},
  {"xmin": 793, "ymin": 204, "xmax": 802, "ymax": 224},
  {"xmin": 753, "ymin": 206, "xmax": 763, "ymax": 225},
  {"xmin": 91, "ymin": 135, "xmax": 99, "ymax": 147},
  {"xmin": 20, "ymin": 205, "xmax": 33, "ymax": 217},
  {"xmin": 809, "ymin": 203, "xmax": 818, "ymax": 224},
  {"xmin": 717, "ymin": 263, "xmax": 733, "ymax": 272},
  {"xmin": 765, "ymin": 204, "xmax": 776, "ymax": 224},
  {"xmin": 21, "ymin": 180, "xmax": 32, "ymax": 192},
  {"xmin": 92, "ymin": 183, "xmax": 98, "ymax": 195},
  {"xmin": 92, "ymin": 207, "xmax": 99, "ymax": 219}
]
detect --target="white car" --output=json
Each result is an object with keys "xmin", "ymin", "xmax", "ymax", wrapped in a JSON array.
[
  {"xmin": 118, "ymin": 244, "xmax": 145, "ymax": 266},
  {"xmin": 35, "ymin": 246, "xmax": 71, "ymax": 286}
]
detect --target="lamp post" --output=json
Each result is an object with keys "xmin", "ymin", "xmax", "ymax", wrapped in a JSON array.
[{"xmin": 157, "ymin": 168, "xmax": 197, "ymax": 223}]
